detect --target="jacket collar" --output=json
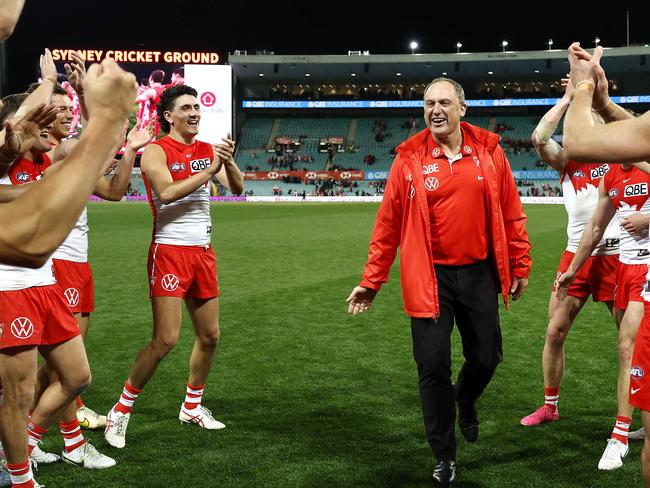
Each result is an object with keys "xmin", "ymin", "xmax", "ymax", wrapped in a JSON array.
[{"xmin": 396, "ymin": 122, "xmax": 501, "ymax": 160}]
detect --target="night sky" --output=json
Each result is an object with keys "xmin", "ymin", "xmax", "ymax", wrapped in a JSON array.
[{"xmin": 4, "ymin": 1, "xmax": 650, "ymax": 92}]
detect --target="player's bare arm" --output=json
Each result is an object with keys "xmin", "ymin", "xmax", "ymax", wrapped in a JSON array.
[
  {"xmin": 556, "ymin": 179, "xmax": 616, "ymax": 299},
  {"xmin": 0, "ymin": 0, "xmax": 25, "ymax": 40},
  {"xmin": 212, "ymin": 135, "xmax": 244, "ymax": 194},
  {"xmin": 141, "ymin": 142, "xmax": 222, "ymax": 205},
  {"xmin": 564, "ymin": 43, "xmax": 650, "ymax": 163},
  {"xmin": 0, "ymin": 183, "xmax": 28, "ymax": 202},
  {"xmin": 0, "ymin": 58, "xmax": 136, "ymax": 267},
  {"xmin": 532, "ymin": 78, "xmax": 572, "ymax": 173},
  {"xmin": 95, "ymin": 119, "xmax": 154, "ymax": 200}
]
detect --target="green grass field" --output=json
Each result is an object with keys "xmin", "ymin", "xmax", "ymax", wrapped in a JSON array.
[{"xmin": 32, "ymin": 202, "xmax": 642, "ymax": 487}]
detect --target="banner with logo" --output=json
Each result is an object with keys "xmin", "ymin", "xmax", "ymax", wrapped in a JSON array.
[
  {"xmin": 512, "ymin": 170, "xmax": 557, "ymax": 180},
  {"xmin": 365, "ymin": 170, "xmax": 389, "ymax": 180},
  {"xmin": 185, "ymin": 64, "xmax": 233, "ymax": 145},
  {"xmin": 243, "ymin": 170, "xmax": 364, "ymax": 181}
]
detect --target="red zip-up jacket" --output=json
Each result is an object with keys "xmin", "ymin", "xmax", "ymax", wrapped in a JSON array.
[{"xmin": 360, "ymin": 122, "xmax": 532, "ymax": 318}]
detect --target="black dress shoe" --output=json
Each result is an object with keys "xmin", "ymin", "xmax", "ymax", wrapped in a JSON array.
[
  {"xmin": 433, "ymin": 460, "xmax": 456, "ymax": 485},
  {"xmin": 458, "ymin": 402, "xmax": 479, "ymax": 442}
]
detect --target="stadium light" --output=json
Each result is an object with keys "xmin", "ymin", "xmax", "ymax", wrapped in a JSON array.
[
  {"xmin": 410, "ymin": 41, "xmax": 418, "ymax": 54},
  {"xmin": 594, "ymin": 36, "xmax": 601, "ymax": 46},
  {"xmin": 547, "ymin": 38, "xmax": 553, "ymax": 50},
  {"xmin": 456, "ymin": 41, "xmax": 462, "ymax": 53},
  {"xmin": 502, "ymin": 40, "xmax": 509, "ymax": 52}
]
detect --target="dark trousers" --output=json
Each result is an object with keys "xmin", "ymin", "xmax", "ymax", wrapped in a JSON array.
[{"xmin": 410, "ymin": 259, "xmax": 503, "ymax": 462}]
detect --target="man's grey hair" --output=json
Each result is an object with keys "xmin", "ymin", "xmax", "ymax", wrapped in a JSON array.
[{"xmin": 423, "ymin": 77, "xmax": 466, "ymax": 105}]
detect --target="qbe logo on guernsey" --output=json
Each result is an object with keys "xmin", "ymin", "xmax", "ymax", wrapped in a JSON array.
[
  {"xmin": 590, "ymin": 165, "xmax": 609, "ymax": 179},
  {"xmin": 161, "ymin": 274, "xmax": 180, "ymax": 292},
  {"xmin": 190, "ymin": 158, "xmax": 211, "ymax": 173},
  {"xmin": 624, "ymin": 182, "xmax": 648, "ymax": 197},
  {"xmin": 10, "ymin": 317, "xmax": 34, "ymax": 339}
]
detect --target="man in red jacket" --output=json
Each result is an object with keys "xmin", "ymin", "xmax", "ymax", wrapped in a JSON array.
[{"xmin": 347, "ymin": 77, "xmax": 531, "ymax": 485}]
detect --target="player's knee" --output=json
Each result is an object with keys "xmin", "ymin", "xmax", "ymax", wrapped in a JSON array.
[
  {"xmin": 62, "ymin": 369, "xmax": 91, "ymax": 396},
  {"xmin": 152, "ymin": 335, "xmax": 179, "ymax": 357},
  {"xmin": 546, "ymin": 326, "xmax": 567, "ymax": 347},
  {"xmin": 198, "ymin": 328, "xmax": 220, "ymax": 347}
]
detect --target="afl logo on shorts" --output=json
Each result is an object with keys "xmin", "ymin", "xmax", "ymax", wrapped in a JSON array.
[
  {"xmin": 161, "ymin": 274, "xmax": 179, "ymax": 292},
  {"xmin": 572, "ymin": 170, "xmax": 585, "ymax": 179},
  {"xmin": 64, "ymin": 288, "xmax": 80, "ymax": 307},
  {"xmin": 10, "ymin": 317, "xmax": 34, "ymax": 340},
  {"xmin": 608, "ymin": 188, "xmax": 619, "ymax": 197},
  {"xmin": 169, "ymin": 162, "xmax": 186, "ymax": 173},
  {"xmin": 424, "ymin": 176, "xmax": 440, "ymax": 191},
  {"xmin": 632, "ymin": 365, "xmax": 645, "ymax": 380}
]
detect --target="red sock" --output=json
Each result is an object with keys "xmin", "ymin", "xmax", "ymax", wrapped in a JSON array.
[
  {"xmin": 7, "ymin": 461, "xmax": 33, "ymax": 487},
  {"xmin": 183, "ymin": 384, "xmax": 204, "ymax": 410},
  {"xmin": 27, "ymin": 421, "xmax": 48, "ymax": 456},
  {"xmin": 59, "ymin": 419, "xmax": 86, "ymax": 453},
  {"xmin": 75, "ymin": 396, "xmax": 84, "ymax": 409},
  {"xmin": 544, "ymin": 386, "xmax": 559, "ymax": 410},
  {"xmin": 612, "ymin": 415, "xmax": 632, "ymax": 444},
  {"xmin": 115, "ymin": 381, "xmax": 141, "ymax": 414}
]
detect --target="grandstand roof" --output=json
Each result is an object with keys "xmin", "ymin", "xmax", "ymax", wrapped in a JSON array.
[{"xmin": 229, "ymin": 46, "xmax": 650, "ymax": 83}]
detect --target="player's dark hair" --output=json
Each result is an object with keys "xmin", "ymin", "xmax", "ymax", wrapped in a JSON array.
[
  {"xmin": 26, "ymin": 82, "xmax": 67, "ymax": 96},
  {"xmin": 150, "ymin": 69, "xmax": 165, "ymax": 83},
  {"xmin": 157, "ymin": 84, "xmax": 198, "ymax": 133},
  {"xmin": 172, "ymin": 67, "xmax": 184, "ymax": 77},
  {"xmin": 0, "ymin": 93, "xmax": 28, "ymax": 126}
]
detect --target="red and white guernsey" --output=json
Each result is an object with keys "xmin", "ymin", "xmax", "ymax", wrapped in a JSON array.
[
  {"xmin": 143, "ymin": 136, "xmax": 213, "ymax": 246},
  {"xmin": 604, "ymin": 165, "xmax": 650, "ymax": 264},
  {"xmin": 562, "ymin": 161, "xmax": 619, "ymax": 256},
  {"xmin": 52, "ymin": 208, "xmax": 88, "ymax": 263},
  {"xmin": 0, "ymin": 155, "xmax": 56, "ymax": 290}
]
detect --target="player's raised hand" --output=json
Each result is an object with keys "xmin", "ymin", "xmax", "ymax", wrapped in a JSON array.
[
  {"xmin": 347, "ymin": 286, "xmax": 377, "ymax": 315},
  {"xmin": 213, "ymin": 133, "xmax": 236, "ymax": 163},
  {"xmin": 64, "ymin": 50, "xmax": 87, "ymax": 94},
  {"xmin": 4, "ymin": 103, "xmax": 58, "ymax": 155},
  {"xmin": 83, "ymin": 59, "xmax": 137, "ymax": 120},
  {"xmin": 40, "ymin": 48, "xmax": 58, "ymax": 84},
  {"xmin": 126, "ymin": 118, "xmax": 155, "ymax": 150}
]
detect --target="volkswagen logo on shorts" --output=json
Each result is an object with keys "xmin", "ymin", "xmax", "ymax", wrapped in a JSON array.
[
  {"xmin": 632, "ymin": 365, "xmax": 645, "ymax": 380},
  {"xmin": 10, "ymin": 317, "xmax": 34, "ymax": 339},
  {"xmin": 424, "ymin": 176, "xmax": 440, "ymax": 191},
  {"xmin": 161, "ymin": 274, "xmax": 179, "ymax": 292},
  {"xmin": 64, "ymin": 288, "xmax": 80, "ymax": 307}
]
